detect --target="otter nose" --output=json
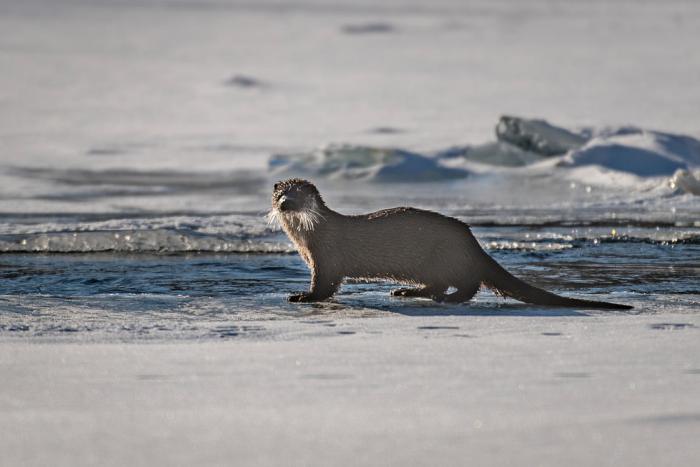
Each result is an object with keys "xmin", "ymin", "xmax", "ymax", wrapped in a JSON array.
[{"xmin": 279, "ymin": 194, "xmax": 295, "ymax": 211}]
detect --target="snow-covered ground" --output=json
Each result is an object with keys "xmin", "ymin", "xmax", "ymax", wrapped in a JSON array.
[{"xmin": 2, "ymin": 313, "xmax": 700, "ymax": 467}]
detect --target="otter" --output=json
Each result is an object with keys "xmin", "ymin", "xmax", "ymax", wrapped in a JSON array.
[{"xmin": 268, "ymin": 178, "xmax": 631, "ymax": 310}]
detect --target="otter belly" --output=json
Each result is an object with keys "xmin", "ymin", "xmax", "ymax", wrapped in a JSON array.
[{"xmin": 339, "ymin": 219, "xmax": 472, "ymax": 285}]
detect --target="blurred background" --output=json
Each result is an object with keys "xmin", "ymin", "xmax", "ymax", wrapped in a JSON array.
[{"xmin": 2, "ymin": 0, "xmax": 699, "ymax": 212}]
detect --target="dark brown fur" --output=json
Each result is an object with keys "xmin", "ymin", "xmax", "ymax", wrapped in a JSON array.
[{"xmin": 270, "ymin": 178, "xmax": 632, "ymax": 309}]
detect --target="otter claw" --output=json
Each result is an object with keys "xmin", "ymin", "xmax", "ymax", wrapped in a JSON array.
[
  {"xmin": 391, "ymin": 288, "xmax": 445, "ymax": 302},
  {"xmin": 430, "ymin": 294, "xmax": 446, "ymax": 303}
]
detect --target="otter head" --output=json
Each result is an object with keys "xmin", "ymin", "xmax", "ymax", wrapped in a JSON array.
[{"xmin": 268, "ymin": 178, "xmax": 326, "ymax": 231}]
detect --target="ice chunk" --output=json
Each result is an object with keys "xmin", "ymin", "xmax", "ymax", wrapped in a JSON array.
[
  {"xmin": 269, "ymin": 144, "xmax": 468, "ymax": 182},
  {"xmin": 669, "ymin": 169, "xmax": 700, "ymax": 195},
  {"xmin": 496, "ymin": 115, "xmax": 587, "ymax": 156},
  {"xmin": 436, "ymin": 142, "xmax": 545, "ymax": 167}
]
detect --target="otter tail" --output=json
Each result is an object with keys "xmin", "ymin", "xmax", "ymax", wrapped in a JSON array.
[{"xmin": 481, "ymin": 255, "xmax": 632, "ymax": 310}]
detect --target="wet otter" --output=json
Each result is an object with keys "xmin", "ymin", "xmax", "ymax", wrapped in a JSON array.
[{"xmin": 268, "ymin": 178, "xmax": 631, "ymax": 309}]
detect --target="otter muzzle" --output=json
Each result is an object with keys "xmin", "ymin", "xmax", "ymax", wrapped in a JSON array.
[{"xmin": 278, "ymin": 195, "xmax": 296, "ymax": 212}]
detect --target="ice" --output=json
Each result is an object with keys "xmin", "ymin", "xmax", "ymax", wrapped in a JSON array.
[
  {"xmin": 0, "ymin": 212, "xmax": 292, "ymax": 253},
  {"xmin": 271, "ymin": 118, "xmax": 700, "ymax": 189},
  {"xmin": 495, "ymin": 115, "xmax": 587, "ymax": 156},
  {"xmin": 0, "ymin": 229, "xmax": 291, "ymax": 254},
  {"xmin": 436, "ymin": 142, "xmax": 545, "ymax": 167},
  {"xmin": 441, "ymin": 117, "xmax": 700, "ymax": 181},
  {"xmin": 669, "ymin": 169, "xmax": 700, "ymax": 196}
]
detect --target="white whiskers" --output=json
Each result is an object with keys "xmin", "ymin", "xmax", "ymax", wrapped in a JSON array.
[
  {"xmin": 266, "ymin": 209, "xmax": 282, "ymax": 227},
  {"xmin": 267, "ymin": 199, "xmax": 325, "ymax": 232}
]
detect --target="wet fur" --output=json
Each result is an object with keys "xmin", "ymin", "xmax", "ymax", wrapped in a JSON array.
[{"xmin": 270, "ymin": 178, "xmax": 631, "ymax": 309}]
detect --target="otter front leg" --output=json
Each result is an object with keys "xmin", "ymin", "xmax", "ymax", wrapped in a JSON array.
[{"xmin": 289, "ymin": 268, "xmax": 341, "ymax": 302}]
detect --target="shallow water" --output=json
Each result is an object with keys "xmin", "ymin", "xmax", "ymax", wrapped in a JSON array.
[{"xmin": 1, "ymin": 219, "xmax": 698, "ymax": 340}]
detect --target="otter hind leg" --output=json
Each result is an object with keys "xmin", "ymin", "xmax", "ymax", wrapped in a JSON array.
[
  {"xmin": 391, "ymin": 287, "xmax": 428, "ymax": 297},
  {"xmin": 443, "ymin": 282, "xmax": 481, "ymax": 304},
  {"xmin": 391, "ymin": 285, "xmax": 447, "ymax": 302}
]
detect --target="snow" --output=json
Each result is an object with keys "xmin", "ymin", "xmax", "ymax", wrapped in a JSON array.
[
  {"xmin": 2, "ymin": 312, "xmax": 699, "ymax": 467},
  {"xmin": 270, "ymin": 144, "xmax": 468, "ymax": 182},
  {"xmin": 560, "ymin": 129, "xmax": 700, "ymax": 177}
]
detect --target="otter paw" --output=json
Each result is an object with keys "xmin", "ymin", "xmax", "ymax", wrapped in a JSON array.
[
  {"xmin": 391, "ymin": 288, "xmax": 416, "ymax": 297},
  {"xmin": 288, "ymin": 293, "xmax": 314, "ymax": 303}
]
